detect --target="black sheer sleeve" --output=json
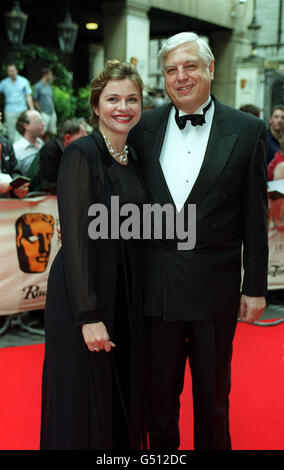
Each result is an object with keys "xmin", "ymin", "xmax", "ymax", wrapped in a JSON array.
[{"xmin": 57, "ymin": 142, "xmax": 102, "ymax": 325}]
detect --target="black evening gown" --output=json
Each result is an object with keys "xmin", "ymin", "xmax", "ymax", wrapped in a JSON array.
[{"xmin": 40, "ymin": 130, "xmax": 147, "ymax": 450}]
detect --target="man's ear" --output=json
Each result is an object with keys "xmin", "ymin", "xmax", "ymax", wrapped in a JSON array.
[
  {"xmin": 209, "ymin": 60, "xmax": 215, "ymax": 80},
  {"xmin": 63, "ymin": 133, "xmax": 71, "ymax": 147},
  {"xmin": 23, "ymin": 121, "xmax": 30, "ymax": 132}
]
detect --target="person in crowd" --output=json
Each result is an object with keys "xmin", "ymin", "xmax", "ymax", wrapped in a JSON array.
[
  {"xmin": 0, "ymin": 112, "xmax": 30, "ymax": 198},
  {"xmin": 40, "ymin": 60, "xmax": 147, "ymax": 450},
  {"xmin": 33, "ymin": 68, "xmax": 57, "ymax": 141},
  {"xmin": 0, "ymin": 63, "xmax": 34, "ymax": 143},
  {"xmin": 154, "ymin": 88, "xmax": 166, "ymax": 107},
  {"xmin": 267, "ymin": 105, "xmax": 284, "ymax": 164},
  {"xmin": 130, "ymin": 31, "xmax": 268, "ymax": 450},
  {"xmin": 239, "ymin": 103, "xmax": 260, "ymax": 118},
  {"xmin": 39, "ymin": 119, "xmax": 88, "ymax": 194},
  {"xmin": 267, "ymin": 135, "xmax": 284, "ymax": 180},
  {"xmin": 142, "ymin": 90, "xmax": 156, "ymax": 110},
  {"xmin": 13, "ymin": 110, "xmax": 45, "ymax": 175},
  {"xmin": 267, "ymin": 135, "xmax": 284, "ymax": 234},
  {"xmin": 0, "ymin": 134, "xmax": 30, "ymax": 198}
]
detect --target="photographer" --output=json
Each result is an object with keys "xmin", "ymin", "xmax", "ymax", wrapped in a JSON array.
[{"xmin": 0, "ymin": 112, "xmax": 30, "ymax": 198}]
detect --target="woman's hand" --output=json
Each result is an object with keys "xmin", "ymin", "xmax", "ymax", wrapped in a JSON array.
[{"xmin": 82, "ymin": 322, "xmax": 116, "ymax": 352}]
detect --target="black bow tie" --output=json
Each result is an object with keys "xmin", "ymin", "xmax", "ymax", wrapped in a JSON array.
[{"xmin": 175, "ymin": 100, "xmax": 212, "ymax": 130}]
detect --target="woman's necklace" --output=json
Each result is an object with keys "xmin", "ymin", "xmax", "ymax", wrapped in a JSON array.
[{"xmin": 102, "ymin": 134, "xmax": 128, "ymax": 166}]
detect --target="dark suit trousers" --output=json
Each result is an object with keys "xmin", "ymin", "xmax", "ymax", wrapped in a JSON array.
[{"xmin": 145, "ymin": 316, "xmax": 237, "ymax": 450}]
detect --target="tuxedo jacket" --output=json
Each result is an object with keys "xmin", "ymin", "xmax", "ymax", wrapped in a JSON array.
[{"xmin": 130, "ymin": 96, "xmax": 268, "ymax": 321}]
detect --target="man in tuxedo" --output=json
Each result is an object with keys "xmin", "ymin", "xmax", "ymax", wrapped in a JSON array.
[{"xmin": 131, "ymin": 32, "xmax": 268, "ymax": 450}]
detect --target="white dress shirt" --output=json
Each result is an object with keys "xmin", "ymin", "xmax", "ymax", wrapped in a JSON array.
[
  {"xmin": 159, "ymin": 96, "xmax": 214, "ymax": 211},
  {"xmin": 13, "ymin": 137, "xmax": 44, "ymax": 175}
]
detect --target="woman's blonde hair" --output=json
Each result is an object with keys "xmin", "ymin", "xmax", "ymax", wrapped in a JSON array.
[{"xmin": 89, "ymin": 59, "xmax": 143, "ymax": 127}]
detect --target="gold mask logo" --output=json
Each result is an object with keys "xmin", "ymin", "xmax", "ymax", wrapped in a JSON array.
[{"xmin": 16, "ymin": 213, "xmax": 55, "ymax": 273}]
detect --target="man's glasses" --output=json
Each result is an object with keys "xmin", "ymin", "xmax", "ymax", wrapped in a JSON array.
[{"xmin": 29, "ymin": 119, "xmax": 44, "ymax": 124}]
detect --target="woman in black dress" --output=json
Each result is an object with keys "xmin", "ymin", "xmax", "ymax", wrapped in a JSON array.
[{"xmin": 40, "ymin": 60, "xmax": 147, "ymax": 450}]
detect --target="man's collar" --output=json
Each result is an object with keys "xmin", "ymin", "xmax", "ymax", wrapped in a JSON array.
[
  {"xmin": 21, "ymin": 137, "xmax": 42, "ymax": 149},
  {"xmin": 178, "ymin": 95, "xmax": 212, "ymax": 117},
  {"xmin": 269, "ymin": 127, "xmax": 283, "ymax": 141}
]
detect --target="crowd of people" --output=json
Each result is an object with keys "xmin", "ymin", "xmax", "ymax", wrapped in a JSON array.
[
  {"xmin": 0, "ymin": 31, "xmax": 282, "ymax": 451},
  {"xmin": 0, "ymin": 61, "xmax": 283, "ymax": 201},
  {"xmin": 239, "ymin": 103, "xmax": 284, "ymax": 180},
  {"xmin": 0, "ymin": 63, "xmax": 168, "ymax": 199}
]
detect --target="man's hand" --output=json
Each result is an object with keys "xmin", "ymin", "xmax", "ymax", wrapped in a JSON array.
[
  {"xmin": 239, "ymin": 294, "xmax": 266, "ymax": 323},
  {"xmin": 12, "ymin": 182, "xmax": 30, "ymax": 198}
]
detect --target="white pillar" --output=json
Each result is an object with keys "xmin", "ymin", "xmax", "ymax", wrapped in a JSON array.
[
  {"xmin": 235, "ymin": 56, "xmax": 265, "ymax": 117},
  {"xmin": 211, "ymin": 30, "xmax": 252, "ymax": 107},
  {"xmin": 89, "ymin": 43, "xmax": 105, "ymax": 81},
  {"xmin": 102, "ymin": 0, "xmax": 150, "ymax": 84}
]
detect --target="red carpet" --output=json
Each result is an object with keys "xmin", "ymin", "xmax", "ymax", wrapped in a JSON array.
[
  {"xmin": 0, "ymin": 322, "xmax": 283, "ymax": 450},
  {"xmin": 0, "ymin": 343, "xmax": 43, "ymax": 450},
  {"xmin": 179, "ymin": 322, "xmax": 284, "ymax": 450}
]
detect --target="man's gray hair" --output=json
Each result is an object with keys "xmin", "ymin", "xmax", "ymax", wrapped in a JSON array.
[{"xmin": 158, "ymin": 32, "xmax": 215, "ymax": 72}]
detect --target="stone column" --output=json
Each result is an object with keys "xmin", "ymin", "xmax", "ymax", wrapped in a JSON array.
[
  {"xmin": 102, "ymin": 0, "xmax": 150, "ymax": 84},
  {"xmin": 211, "ymin": 30, "xmax": 252, "ymax": 107},
  {"xmin": 235, "ymin": 55, "xmax": 265, "ymax": 117},
  {"xmin": 89, "ymin": 43, "xmax": 105, "ymax": 81},
  {"xmin": 210, "ymin": 0, "xmax": 254, "ymax": 107}
]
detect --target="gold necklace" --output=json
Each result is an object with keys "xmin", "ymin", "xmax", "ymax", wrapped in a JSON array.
[{"xmin": 102, "ymin": 134, "xmax": 128, "ymax": 166}]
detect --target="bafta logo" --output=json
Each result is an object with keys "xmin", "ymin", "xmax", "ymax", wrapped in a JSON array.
[{"xmin": 15, "ymin": 213, "xmax": 55, "ymax": 273}]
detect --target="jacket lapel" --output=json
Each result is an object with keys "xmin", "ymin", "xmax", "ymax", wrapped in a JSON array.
[
  {"xmin": 142, "ymin": 99, "xmax": 239, "ymax": 208},
  {"xmin": 184, "ymin": 97, "xmax": 239, "ymax": 205}
]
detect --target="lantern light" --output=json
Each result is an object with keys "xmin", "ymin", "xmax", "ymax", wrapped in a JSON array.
[
  {"xmin": 57, "ymin": 10, "xmax": 78, "ymax": 54},
  {"xmin": 85, "ymin": 22, "xmax": 98, "ymax": 30},
  {"xmin": 4, "ymin": 1, "xmax": 28, "ymax": 45}
]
